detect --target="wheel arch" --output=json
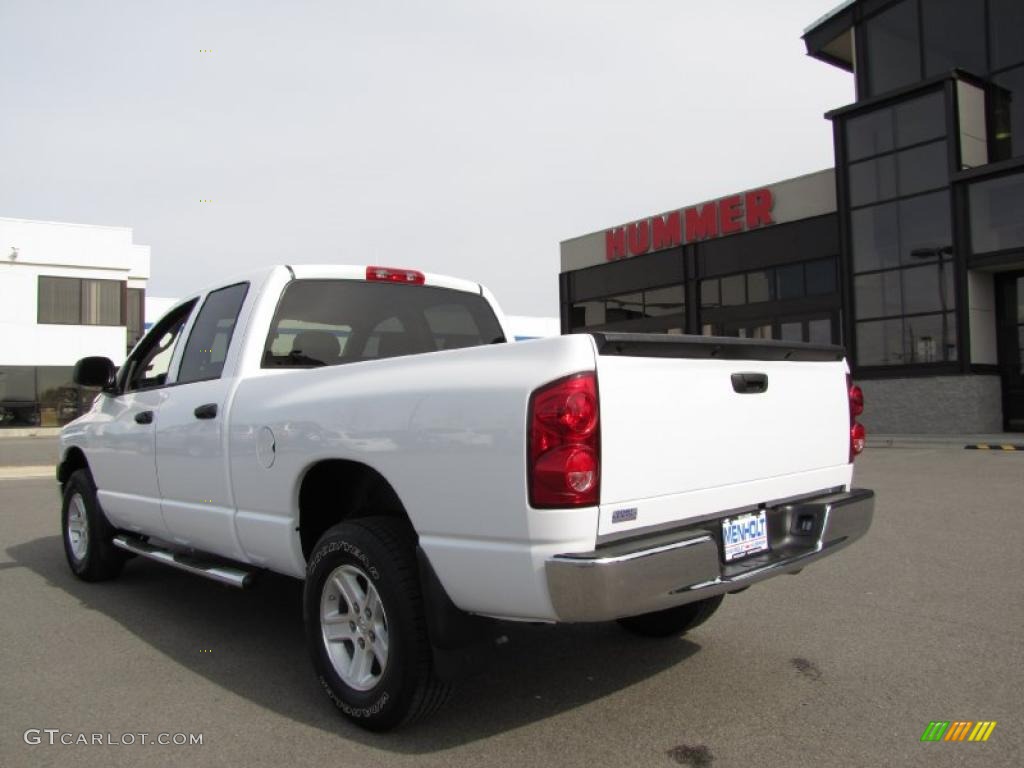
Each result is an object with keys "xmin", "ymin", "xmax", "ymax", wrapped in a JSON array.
[
  {"xmin": 297, "ymin": 458, "xmax": 413, "ymax": 561},
  {"xmin": 57, "ymin": 446, "xmax": 90, "ymax": 489}
]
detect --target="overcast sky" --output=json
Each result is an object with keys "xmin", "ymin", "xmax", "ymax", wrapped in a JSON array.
[{"xmin": 0, "ymin": 0, "xmax": 852, "ymax": 316}]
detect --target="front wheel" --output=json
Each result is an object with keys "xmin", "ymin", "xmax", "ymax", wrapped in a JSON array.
[
  {"xmin": 617, "ymin": 594, "xmax": 725, "ymax": 638},
  {"xmin": 61, "ymin": 469, "xmax": 127, "ymax": 582},
  {"xmin": 303, "ymin": 517, "xmax": 450, "ymax": 731}
]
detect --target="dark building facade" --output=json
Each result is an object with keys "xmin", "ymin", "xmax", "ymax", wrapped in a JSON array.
[{"xmin": 560, "ymin": 0, "xmax": 1024, "ymax": 434}]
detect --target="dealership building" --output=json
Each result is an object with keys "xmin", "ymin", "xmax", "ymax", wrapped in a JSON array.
[
  {"xmin": 0, "ymin": 217, "xmax": 149, "ymax": 427},
  {"xmin": 560, "ymin": 0, "xmax": 1024, "ymax": 434}
]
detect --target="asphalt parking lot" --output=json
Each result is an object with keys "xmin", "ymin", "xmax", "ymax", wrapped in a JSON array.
[{"xmin": 1, "ymin": 438, "xmax": 1021, "ymax": 767}]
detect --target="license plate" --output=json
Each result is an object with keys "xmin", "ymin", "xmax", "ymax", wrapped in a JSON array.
[{"xmin": 721, "ymin": 510, "xmax": 769, "ymax": 562}]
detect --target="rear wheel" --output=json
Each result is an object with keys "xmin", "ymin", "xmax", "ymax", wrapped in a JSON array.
[
  {"xmin": 303, "ymin": 517, "xmax": 450, "ymax": 731},
  {"xmin": 61, "ymin": 469, "xmax": 127, "ymax": 582},
  {"xmin": 617, "ymin": 594, "xmax": 724, "ymax": 638}
]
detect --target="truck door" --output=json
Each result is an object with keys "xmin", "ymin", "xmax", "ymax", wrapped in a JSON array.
[
  {"xmin": 88, "ymin": 300, "xmax": 197, "ymax": 536},
  {"xmin": 154, "ymin": 282, "xmax": 250, "ymax": 560}
]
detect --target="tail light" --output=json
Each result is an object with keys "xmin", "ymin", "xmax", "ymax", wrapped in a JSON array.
[
  {"xmin": 848, "ymin": 375, "xmax": 866, "ymax": 461},
  {"xmin": 528, "ymin": 372, "xmax": 600, "ymax": 508},
  {"xmin": 366, "ymin": 266, "xmax": 425, "ymax": 285}
]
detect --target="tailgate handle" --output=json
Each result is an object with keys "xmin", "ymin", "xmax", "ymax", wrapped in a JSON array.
[{"xmin": 731, "ymin": 372, "xmax": 769, "ymax": 394}]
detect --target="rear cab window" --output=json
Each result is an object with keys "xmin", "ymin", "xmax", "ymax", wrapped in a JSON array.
[{"xmin": 262, "ymin": 280, "xmax": 505, "ymax": 368}]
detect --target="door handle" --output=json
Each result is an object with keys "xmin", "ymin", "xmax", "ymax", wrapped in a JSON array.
[
  {"xmin": 731, "ymin": 372, "xmax": 769, "ymax": 394},
  {"xmin": 194, "ymin": 403, "xmax": 218, "ymax": 420},
  {"xmin": 134, "ymin": 410, "xmax": 154, "ymax": 425}
]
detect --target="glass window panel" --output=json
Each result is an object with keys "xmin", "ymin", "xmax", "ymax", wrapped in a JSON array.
[
  {"xmin": 901, "ymin": 263, "xmax": 954, "ymax": 315},
  {"xmin": 849, "ymin": 154, "xmax": 898, "ymax": 206},
  {"xmin": 605, "ymin": 292, "xmax": 644, "ymax": 322},
  {"xmin": 852, "ymin": 202, "xmax": 900, "ymax": 272},
  {"xmin": 263, "ymin": 280, "xmax": 504, "ymax": 368},
  {"xmin": 846, "ymin": 108, "xmax": 894, "ymax": 161},
  {"xmin": 37, "ymin": 277, "xmax": 81, "ymax": 324},
  {"xmin": 1018, "ymin": 276, "xmax": 1024, "ymax": 323},
  {"xmin": 721, "ymin": 274, "xmax": 745, "ymax": 306},
  {"xmin": 896, "ymin": 140, "xmax": 948, "ymax": 197},
  {"xmin": 700, "ymin": 279, "xmax": 720, "ymax": 308},
  {"xmin": 1019, "ymin": 326, "xmax": 1024, "ymax": 374},
  {"xmin": 571, "ymin": 301, "xmax": 605, "ymax": 328},
  {"xmin": 805, "ymin": 259, "xmax": 837, "ymax": 295},
  {"xmin": 81, "ymin": 279, "xmax": 122, "ymax": 326},
  {"xmin": 857, "ymin": 318, "xmax": 905, "ymax": 366},
  {"xmin": 921, "ymin": 0, "xmax": 986, "ymax": 77},
  {"xmin": 424, "ymin": 303, "xmax": 492, "ymax": 350},
  {"xmin": 36, "ymin": 367, "xmax": 79, "ymax": 426},
  {"xmin": 904, "ymin": 313, "xmax": 957, "ymax": 362},
  {"xmin": 270, "ymin": 321, "xmax": 351, "ymax": 356},
  {"xmin": 993, "ymin": 66, "xmax": 1024, "ymax": 161},
  {"xmin": 644, "ymin": 284, "xmax": 685, "ymax": 317},
  {"xmin": 0, "ymin": 366, "xmax": 36, "ymax": 402},
  {"xmin": 855, "ymin": 271, "xmax": 902, "ymax": 319},
  {"xmin": 780, "ymin": 322, "xmax": 803, "ymax": 342},
  {"xmin": 178, "ymin": 283, "xmax": 249, "ymax": 383},
  {"xmin": 126, "ymin": 289, "xmax": 144, "ymax": 350},
  {"xmin": 969, "ymin": 172, "xmax": 1024, "ymax": 253},
  {"xmin": 81, "ymin": 281, "xmax": 100, "ymax": 325},
  {"xmin": 808, "ymin": 318, "xmax": 832, "ymax": 345},
  {"xmin": 126, "ymin": 302, "xmax": 196, "ymax": 391},
  {"xmin": 776, "ymin": 264, "xmax": 805, "ymax": 300},
  {"xmin": 865, "ymin": 0, "xmax": 921, "ymax": 97},
  {"xmin": 990, "ymin": 0, "xmax": 1024, "ymax": 71},
  {"xmin": 898, "ymin": 191, "xmax": 952, "ymax": 264},
  {"xmin": 894, "ymin": 91, "xmax": 946, "ymax": 147},
  {"xmin": 746, "ymin": 271, "xmax": 773, "ymax": 303},
  {"xmin": 0, "ymin": 366, "xmax": 39, "ymax": 426}
]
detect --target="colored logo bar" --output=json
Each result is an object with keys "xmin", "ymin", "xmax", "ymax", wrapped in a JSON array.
[{"xmin": 920, "ymin": 721, "xmax": 996, "ymax": 742}]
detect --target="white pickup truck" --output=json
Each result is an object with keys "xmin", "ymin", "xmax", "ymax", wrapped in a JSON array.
[{"xmin": 58, "ymin": 264, "xmax": 874, "ymax": 730}]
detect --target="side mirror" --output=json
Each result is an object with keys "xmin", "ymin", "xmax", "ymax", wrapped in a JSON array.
[{"xmin": 73, "ymin": 356, "xmax": 116, "ymax": 390}]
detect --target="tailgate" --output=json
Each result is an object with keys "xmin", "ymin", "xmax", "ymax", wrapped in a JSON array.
[{"xmin": 593, "ymin": 333, "xmax": 853, "ymax": 539}]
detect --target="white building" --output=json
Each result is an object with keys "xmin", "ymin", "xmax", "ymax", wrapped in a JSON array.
[
  {"xmin": 0, "ymin": 216, "xmax": 149, "ymax": 426},
  {"xmin": 144, "ymin": 296, "xmax": 178, "ymax": 331}
]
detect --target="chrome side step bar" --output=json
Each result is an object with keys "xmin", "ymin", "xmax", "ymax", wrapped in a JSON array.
[{"xmin": 113, "ymin": 535, "xmax": 256, "ymax": 588}]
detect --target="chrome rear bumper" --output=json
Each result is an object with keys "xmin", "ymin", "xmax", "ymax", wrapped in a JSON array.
[{"xmin": 545, "ymin": 488, "xmax": 874, "ymax": 622}]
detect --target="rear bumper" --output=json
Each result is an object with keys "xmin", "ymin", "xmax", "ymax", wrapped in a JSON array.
[{"xmin": 545, "ymin": 488, "xmax": 874, "ymax": 622}]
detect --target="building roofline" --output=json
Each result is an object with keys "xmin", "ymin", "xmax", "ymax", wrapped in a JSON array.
[
  {"xmin": 802, "ymin": 0, "xmax": 856, "ymax": 36},
  {"xmin": 802, "ymin": 0, "xmax": 857, "ymax": 72},
  {"xmin": 0, "ymin": 215, "xmax": 136, "ymax": 233}
]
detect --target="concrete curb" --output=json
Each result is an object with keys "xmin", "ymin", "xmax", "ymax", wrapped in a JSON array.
[
  {"xmin": 0, "ymin": 428, "xmax": 62, "ymax": 439},
  {"xmin": 0, "ymin": 465, "xmax": 54, "ymax": 480}
]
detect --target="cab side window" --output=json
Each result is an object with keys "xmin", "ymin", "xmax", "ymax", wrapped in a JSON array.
[
  {"xmin": 123, "ymin": 300, "xmax": 197, "ymax": 392},
  {"xmin": 177, "ymin": 283, "xmax": 249, "ymax": 384}
]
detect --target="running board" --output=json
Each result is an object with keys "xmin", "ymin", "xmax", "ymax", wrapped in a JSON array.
[{"xmin": 112, "ymin": 535, "xmax": 256, "ymax": 588}]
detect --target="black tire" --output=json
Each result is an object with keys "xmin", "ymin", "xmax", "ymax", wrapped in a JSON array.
[
  {"xmin": 61, "ymin": 468, "xmax": 127, "ymax": 582},
  {"xmin": 303, "ymin": 517, "xmax": 450, "ymax": 731},
  {"xmin": 617, "ymin": 594, "xmax": 725, "ymax": 638}
]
